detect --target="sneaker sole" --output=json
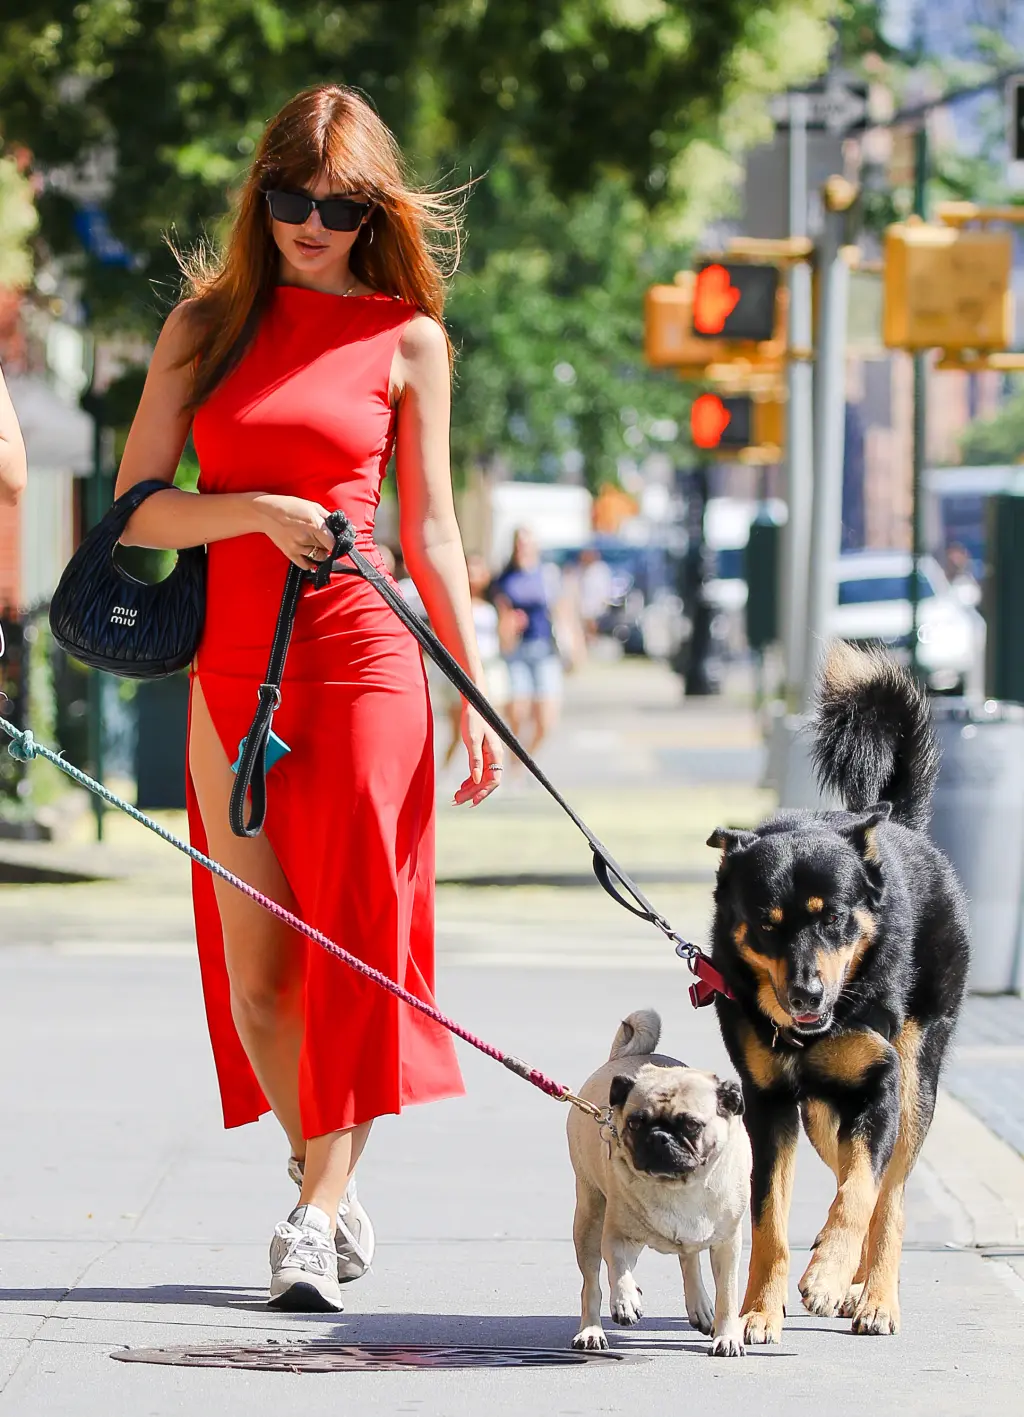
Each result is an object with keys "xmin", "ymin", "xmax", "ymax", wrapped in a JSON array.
[{"xmin": 268, "ymin": 1281, "xmax": 343, "ymax": 1314}]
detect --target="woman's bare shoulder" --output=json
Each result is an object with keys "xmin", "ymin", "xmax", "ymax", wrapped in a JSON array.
[{"xmin": 396, "ymin": 311, "xmax": 448, "ymax": 365}]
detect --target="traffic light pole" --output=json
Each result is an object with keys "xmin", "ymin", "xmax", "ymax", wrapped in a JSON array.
[
  {"xmin": 780, "ymin": 93, "xmax": 815, "ymax": 710},
  {"xmin": 910, "ymin": 125, "xmax": 928, "ymax": 679},
  {"xmin": 805, "ymin": 180, "xmax": 855, "ymax": 710}
]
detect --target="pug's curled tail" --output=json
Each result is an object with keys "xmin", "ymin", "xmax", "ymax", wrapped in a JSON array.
[
  {"xmin": 609, "ymin": 1009, "xmax": 661, "ymax": 1060},
  {"xmin": 813, "ymin": 641, "xmax": 940, "ymax": 831}
]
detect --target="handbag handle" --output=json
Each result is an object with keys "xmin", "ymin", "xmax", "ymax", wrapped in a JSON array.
[{"xmin": 104, "ymin": 478, "xmax": 179, "ymax": 534}]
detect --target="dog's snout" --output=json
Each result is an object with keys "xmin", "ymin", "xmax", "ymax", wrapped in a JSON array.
[{"xmin": 788, "ymin": 975, "xmax": 824, "ymax": 1015}]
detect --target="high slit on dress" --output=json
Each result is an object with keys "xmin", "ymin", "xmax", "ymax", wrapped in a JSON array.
[{"xmin": 186, "ymin": 285, "xmax": 464, "ymax": 1136}]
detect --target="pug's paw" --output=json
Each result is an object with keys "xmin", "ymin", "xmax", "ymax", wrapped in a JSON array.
[
  {"xmin": 572, "ymin": 1325, "xmax": 609, "ymax": 1351},
  {"xmin": 742, "ymin": 1308, "xmax": 784, "ymax": 1344},
  {"xmin": 610, "ymin": 1282, "xmax": 644, "ymax": 1327},
  {"xmin": 687, "ymin": 1291, "xmax": 715, "ymax": 1335},
  {"xmin": 709, "ymin": 1333, "xmax": 745, "ymax": 1358}
]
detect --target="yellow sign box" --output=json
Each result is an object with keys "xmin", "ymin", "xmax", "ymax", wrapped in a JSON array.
[{"xmin": 883, "ymin": 221, "xmax": 1013, "ymax": 352}]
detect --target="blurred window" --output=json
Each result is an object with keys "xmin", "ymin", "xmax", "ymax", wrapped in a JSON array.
[{"xmin": 837, "ymin": 572, "xmax": 936, "ymax": 606}]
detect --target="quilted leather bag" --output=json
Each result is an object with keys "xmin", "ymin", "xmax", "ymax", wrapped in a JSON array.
[{"xmin": 49, "ymin": 479, "xmax": 206, "ymax": 679}]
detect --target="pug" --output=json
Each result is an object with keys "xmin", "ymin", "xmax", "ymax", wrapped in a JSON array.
[{"xmin": 566, "ymin": 1009, "xmax": 750, "ymax": 1357}]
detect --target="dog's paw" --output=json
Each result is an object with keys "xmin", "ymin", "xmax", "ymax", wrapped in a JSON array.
[
  {"xmin": 610, "ymin": 1287, "xmax": 644, "ymax": 1327},
  {"xmin": 709, "ymin": 1333, "xmax": 745, "ymax": 1358},
  {"xmin": 851, "ymin": 1292, "xmax": 900, "ymax": 1336},
  {"xmin": 799, "ymin": 1257, "xmax": 848, "ymax": 1317},
  {"xmin": 742, "ymin": 1308, "xmax": 784, "ymax": 1344},
  {"xmin": 686, "ymin": 1294, "xmax": 715, "ymax": 1335},
  {"xmin": 572, "ymin": 1326, "xmax": 609, "ymax": 1351},
  {"xmin": 839, "ymin": 1281, "xmax": 865, "ymax": 1318}
]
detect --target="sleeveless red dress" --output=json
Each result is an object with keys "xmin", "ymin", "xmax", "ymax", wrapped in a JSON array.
[{"xmin": 187, "ymin": 285, "xmax": 464, "ymax": 1137}]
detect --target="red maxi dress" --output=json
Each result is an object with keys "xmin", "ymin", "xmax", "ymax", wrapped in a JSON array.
[{"xmin": 187, "ymin": 285, "xmax": 464, "ymax": 1137}]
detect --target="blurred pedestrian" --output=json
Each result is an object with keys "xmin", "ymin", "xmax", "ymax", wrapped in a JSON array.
[
  {"xmin": 576, "ymin": 545, "xmax": 613, "ymax": 643},
  {"xmin": 440, "ymin": 553, "xmax": 510, "ymax": 766},
  {"xmin": 492, "ymin": 526, "xmax": 563, "ymax": 762},
  {"xmin": 945, "ymin": 542, "xmax": 981, "ymax": 609},
  {"xmin": 112, "ymin": 83, "xmax": 502, "ymax": 1313},
  {"xmin": 0, "ymin": 366, "xmax": 27, "ymax": 507}
]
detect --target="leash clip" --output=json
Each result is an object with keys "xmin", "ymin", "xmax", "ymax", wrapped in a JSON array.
[{"xmin": 258, "ymin": 683, "xmax": 283, "ymax": 710}]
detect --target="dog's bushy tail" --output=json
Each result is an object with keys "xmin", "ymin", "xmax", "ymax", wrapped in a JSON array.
[
  {"xmin": 609, "ymin": 1009, "xmax": 661, "ymax": 1061},
  {"xmin": 813, "ymin": 641, "xmax": 940, "ymax": 830}
]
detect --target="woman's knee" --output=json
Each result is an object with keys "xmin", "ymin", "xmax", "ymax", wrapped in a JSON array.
[{"xmin": 228, "ymin": 959, "xmax": 304, "ymax": 1034}]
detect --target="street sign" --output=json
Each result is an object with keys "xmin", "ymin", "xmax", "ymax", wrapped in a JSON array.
[
  {"xmin": 771, "ymin": 78, "xmax": 869, "ymax": 135},
  {"xmin": 692, "ymin": 263, "xmax": 779, "ymax": 342}
]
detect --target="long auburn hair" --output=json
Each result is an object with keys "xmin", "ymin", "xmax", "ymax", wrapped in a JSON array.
[{"xmin": 176, "ymin": 85, "xmax": 462, "ymax": 407}]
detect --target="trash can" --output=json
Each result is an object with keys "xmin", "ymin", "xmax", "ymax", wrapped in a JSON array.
[
  {"xmin": 135, "ymin": 673, "xmax": 189, "ymax": 811},
  {"xmin": 929, "ymin": 699, "xmax": 1024, "ymax": 995}
]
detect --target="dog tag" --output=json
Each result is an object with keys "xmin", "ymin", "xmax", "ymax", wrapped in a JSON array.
[{"xmin": 230, "ymin": 729, "xmax": 291, "ymax": 776}]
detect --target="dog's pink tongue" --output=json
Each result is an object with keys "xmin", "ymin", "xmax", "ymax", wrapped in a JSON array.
[{"xmin": 793, "ymin": 1012, "xmax": 821, "ymax": 1024}]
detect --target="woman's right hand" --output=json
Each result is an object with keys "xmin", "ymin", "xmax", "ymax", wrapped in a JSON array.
[{"xmin": 252, "ymin": 494, "xmax": 338, "ymax": 570}]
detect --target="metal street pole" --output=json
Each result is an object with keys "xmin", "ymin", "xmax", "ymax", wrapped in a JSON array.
[
  {"xmin": 805, "ymin": 179, "xmax": 856, "ymax": 709},
  {"xmin": 781, "ymin": 93, "xmax": 815, "ymax": 710},
  {"xmin": 910, "ymin": 124, "xmax": 928, "ymax": 678}
]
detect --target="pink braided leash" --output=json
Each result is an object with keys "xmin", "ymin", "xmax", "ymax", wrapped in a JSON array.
[{"xmin": 0, "ymin": 712, "xmax": 606, "ymax": 1123}]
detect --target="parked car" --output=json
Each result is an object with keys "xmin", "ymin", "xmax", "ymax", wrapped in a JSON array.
[{"xmin": 831, "ymin": 550, "xmax": 985, "ymax": 696}]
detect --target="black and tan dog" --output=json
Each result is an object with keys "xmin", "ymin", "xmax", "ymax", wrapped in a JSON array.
[{"xmin": 708, "ymin": 642, "xmax": 968, "ymax": 1341}]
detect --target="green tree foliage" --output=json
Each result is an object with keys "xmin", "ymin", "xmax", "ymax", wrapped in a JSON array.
[
  {"xmin": 960, "ymin": 380, "xmax": 1024, "ymax": 465},
  {"xmin": 0, "ymin": 0, "xmax": 839, "ymax": 484}
]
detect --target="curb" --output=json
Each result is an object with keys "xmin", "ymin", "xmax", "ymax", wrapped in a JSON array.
[{"xmin": 922, "ymin": 1090, "xmax": 1024, "ymax": 1247}]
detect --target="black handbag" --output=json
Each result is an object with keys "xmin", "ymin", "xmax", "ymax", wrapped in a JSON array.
[{"xmin": 49, "ymin": 479, "xmax": 206, "ymax": 679}]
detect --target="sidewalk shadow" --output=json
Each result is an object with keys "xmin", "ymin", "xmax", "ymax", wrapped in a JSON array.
[{"xmin": 0, "ymin": 1284, "xmax": 265, "ymax": 1311}]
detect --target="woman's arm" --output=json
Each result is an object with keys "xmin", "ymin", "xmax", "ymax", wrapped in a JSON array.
[
  {"xmin": 392, "ymin": 314, "xmax": 502, "ymax": 800},
  {"xmin": 0, "ymin": 367, "xmax": 27, "ymax": 507},
  {"xmin": 115, "ymin": 304, "xmax": 335, "ymax": 566}
]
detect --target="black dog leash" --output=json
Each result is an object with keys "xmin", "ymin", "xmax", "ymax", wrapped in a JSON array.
[{"xmin": 230, "ymin": 511, "xmax": 732, "ymax": 1008}]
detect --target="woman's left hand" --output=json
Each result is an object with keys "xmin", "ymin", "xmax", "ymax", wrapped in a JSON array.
[{"xmin": 454, "ymin": 704, "xmax": 504, "ymax": 806}]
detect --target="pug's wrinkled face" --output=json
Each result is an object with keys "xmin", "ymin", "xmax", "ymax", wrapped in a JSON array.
[{"xmin": 609, "ymin": 1064, "xmax": 744, "ymax": 1181}]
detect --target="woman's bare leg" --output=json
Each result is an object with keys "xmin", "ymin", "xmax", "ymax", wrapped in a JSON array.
[
  {"xmin": 301, "ymin": 1123, "xmax": 374, "ymax": 1223},
  {"xmin": 527, "ymin": 696, "xmax": 560, "ymax": 755},
  {"xmin": 188, "ymin": 677, "xmax": 307, "ymax": 1159}
]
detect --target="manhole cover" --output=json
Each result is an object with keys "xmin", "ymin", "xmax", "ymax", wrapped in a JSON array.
[{"xmin": 112, "ymin": 1341, "xmax": 638, "ymax": 1371}]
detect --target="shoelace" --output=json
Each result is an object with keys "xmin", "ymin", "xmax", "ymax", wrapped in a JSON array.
[{"xmin": 273, "ymin": 1221, "xmax": 335, "ymax": 1276}]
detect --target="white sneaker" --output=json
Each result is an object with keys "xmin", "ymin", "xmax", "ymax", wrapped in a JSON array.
[
  {"xmin": 268, "ymin": 1204, "xmax": 344, "ymax": 1312},
  {"xmin": 288, "ymin": 1156, "xmax": 375, "ymax": 1283}
]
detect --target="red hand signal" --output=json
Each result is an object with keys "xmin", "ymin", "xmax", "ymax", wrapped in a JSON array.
[
  {"xmin": 693, "ymin": 264, "xmax": 741, "ymax": 335},
  {"xmin": 691, "ymin": 394, "xmax": 732, "ymax": 449}
]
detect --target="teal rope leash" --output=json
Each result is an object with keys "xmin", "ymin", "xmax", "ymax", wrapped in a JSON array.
[{"xmin": 0, "ymin": 714, "xmax": 608, "ymax": 1121}]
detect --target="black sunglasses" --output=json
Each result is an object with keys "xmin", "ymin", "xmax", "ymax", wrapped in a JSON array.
[{"xmin": 265, "ymin": 189, "xmax": 373, "ymax": 232}]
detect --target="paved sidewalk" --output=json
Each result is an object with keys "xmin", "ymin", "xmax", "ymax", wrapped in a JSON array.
[
  {"xmin": 1, "ymin": 655, "xmax": 1023, "ymax": 1413},
  {"xmin": 0, "ymin": 952, "xmax": 1022, "ymax": 1417}
]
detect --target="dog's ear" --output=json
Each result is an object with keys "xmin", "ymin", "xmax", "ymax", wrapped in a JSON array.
[
  {"xmin": 609, "ymin": 1074, "xmax": 635, "ymax": 1111},
  {"xmin": 716, "ymin": 1078, "xmax": 744, "ymax": 1118},
  {"xmin": 839, "ymin": 804, "xmax": 891, "ymax": 906},
  {"xmin": 707, "ymin": 828, "xmax": 757, "ymax": 856}
]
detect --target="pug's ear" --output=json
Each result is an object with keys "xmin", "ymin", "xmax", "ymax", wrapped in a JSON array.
[
  {"xmin": 716, "ymin": 1078, "xmax": 744, "ymax": 1118},
  {"xmin": 707, "ymin": 828, "xmax": 758, "ymax": 856},
  {"xmin": 609, "ymin": 1074, "xmax": 635, "ymax": 1111}
]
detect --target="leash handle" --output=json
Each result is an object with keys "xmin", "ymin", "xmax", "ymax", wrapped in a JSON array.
[{"xmin": 229, "ymin": 561, "xmax": 308, "ymax": 838}]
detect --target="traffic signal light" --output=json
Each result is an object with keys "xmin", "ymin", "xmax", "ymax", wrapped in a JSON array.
[
  {"xmin": 690, "ymin": 393, "xmax": 784, "ymax": 458},
  {"xmin": 691, "ymin": 394, "xmax": 752, "ymax": 450},
  {"xmin": 692, "ymin": 263, "xmax": 780, "ymax": 342},
  {"xmin": 883, "ymin": 221, "xmax": 1013, "ymax": 352}
]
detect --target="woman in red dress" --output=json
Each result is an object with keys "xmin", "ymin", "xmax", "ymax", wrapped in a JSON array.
[{"xmin": 114, "ymin": 85, "xmax": 503, "ymax": 1311}]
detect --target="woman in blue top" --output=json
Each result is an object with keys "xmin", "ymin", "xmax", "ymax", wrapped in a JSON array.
[{"xmin": 491, "ymin": 526, "xmax": 563, "ymax": 760}]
